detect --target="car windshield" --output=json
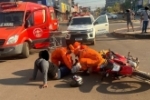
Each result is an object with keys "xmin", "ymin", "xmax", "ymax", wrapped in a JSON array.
[
  {"xmin": 70, "ymin": 17, "xmax": 92, "ymax": 25},
  {"xmin": 0, "ymin": 11, "xmax": 24, "ymax": 27}
]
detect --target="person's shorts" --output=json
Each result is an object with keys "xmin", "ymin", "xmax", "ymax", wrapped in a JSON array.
[{"xmin": 127, "ymin": 20, "xmax": 133, "ymax": 26}]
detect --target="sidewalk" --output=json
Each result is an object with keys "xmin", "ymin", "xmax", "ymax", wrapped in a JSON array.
[
  {"xmin": 109, "ymin": 19, "xmax": 140, "ymax": 23},
  {"xmin": 112, "ymin": 27, "xmax": 150, "ymax": 39}
]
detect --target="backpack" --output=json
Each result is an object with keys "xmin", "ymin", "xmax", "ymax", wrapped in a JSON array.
[{"xmin": 146, "ymin": 11, "xmax": 150, "ymax": 19}]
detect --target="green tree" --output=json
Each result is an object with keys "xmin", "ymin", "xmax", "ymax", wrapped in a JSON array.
[
  {"xmin": 122, "ymin": 0, "xmax": 131, "ymax": 11},
  {"xmin": 112, "ymin": 2, "xmax": 121, "ymax": 12},
  {"xmin": 107, "ymin": 6, "xmax": 113, "ymax": 13},
  {"xmin": 95, "ymin": 7, "xmax": 101, "ymax": 15},
  {"xmin": 143, "ymin": 0, "xmax": 149, "ymax": 6}
]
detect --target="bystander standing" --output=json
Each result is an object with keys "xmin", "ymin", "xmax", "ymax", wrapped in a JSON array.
[
  {"xmin": 126, "ymin": 9, "xmax": 135, "ymax": 32},
  {"xmin": 141, "ymin": 6, "xmax": 150, "ymax": 33}
]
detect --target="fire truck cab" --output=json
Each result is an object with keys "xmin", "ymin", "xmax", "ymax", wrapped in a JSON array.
[
  {"xmin": 0, "ymin": 1, "xmax": 58, "ymax": 58},
  {"xmin": 66, "ymin": 13, "xmax": 109, "ymax": 45}
]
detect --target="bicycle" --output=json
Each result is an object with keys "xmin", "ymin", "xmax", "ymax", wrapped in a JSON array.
[{"xmin": 48, "ymin": 31, "xmax": 69, "ymax": 52}]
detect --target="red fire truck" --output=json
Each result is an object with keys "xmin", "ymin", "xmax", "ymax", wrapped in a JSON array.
[{"xmin": 0, "ymin": 1, "xmax": 58, "ymax": 58}]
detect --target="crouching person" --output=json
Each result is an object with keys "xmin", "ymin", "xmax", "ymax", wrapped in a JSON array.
[
  {"xmin": 30, "ymin": 50, "xmax": 71, "ymax": 88},
  {"xmin": 69, "ymin": 45, "xmax": 106, "ymax": 75},
  {"xmin": 51, "ymin": 47, "xmax": 73, "ymax": 70}
]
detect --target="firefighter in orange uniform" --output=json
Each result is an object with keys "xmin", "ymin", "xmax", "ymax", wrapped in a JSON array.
[
  {"xmin": 50, "ymin": 47, "xmax": 73, "ymax": 70},
  {"xmin": 69, "ymin": 42, "xmax": 106, "ymax": 74},
  {"xmin": 69, "ymin": 42, "xmax": 88, "ymax": 55}
]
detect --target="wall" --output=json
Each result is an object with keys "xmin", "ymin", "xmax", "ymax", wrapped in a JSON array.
[
  {"xmin": 105, "ymin": 0, "xmax": 125, "ymax": 8},
  {"xmin": 0, "ymin": 0, "xmax": 71, "ymax": 13},
  {"xmin": 61, "ymin": 2, "xmax": 66, "ymax": 13},
  {"xmin": 73, "ymin": 4, "xmax": 79, "ymax": 13},
  {"xmin": 59, "ymin": 0, "xmax": 71, "ymax": 13}
]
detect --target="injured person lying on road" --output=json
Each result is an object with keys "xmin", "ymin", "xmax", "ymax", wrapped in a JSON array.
[{"xmin": 29, "ymin": 50, "xmax": 71, "ymax": 88}]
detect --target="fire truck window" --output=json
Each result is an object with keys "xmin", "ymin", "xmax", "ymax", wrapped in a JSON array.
[
  {"xmin": 0, "ymin": 11, "xmax": 24, "ymax": 27},
  {"xmin": 25, "ymin": 11, "xmax": 30, "ymax": 20},
  {"xmin": 25, "ymin": 11, "xmax": 34, "ymax": 26},
  {"xmin": 33, "ymin": 9, "xmax": 46, "ymax": 25},
  {"xmin": 28, "ymin": 15, "xmax": 34, "ymax": 26},
  {"xmin": 50, "ymin": 12, "xmax": 56, "ymax": 20}
]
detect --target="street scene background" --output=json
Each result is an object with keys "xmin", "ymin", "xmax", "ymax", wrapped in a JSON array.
[{"xmin": 1, "ymin": 0, "xmax": 150, "ymax": 100}]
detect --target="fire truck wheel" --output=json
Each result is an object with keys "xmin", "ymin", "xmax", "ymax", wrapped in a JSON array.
[{"xmin": 22, "ymin": 42, "xmax": 30, "ymax": 58}]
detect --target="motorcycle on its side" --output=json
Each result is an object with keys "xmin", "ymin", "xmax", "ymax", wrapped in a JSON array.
[{"xmin": 99, "ymin": 50, "xmax": 150, "ymax": 82}]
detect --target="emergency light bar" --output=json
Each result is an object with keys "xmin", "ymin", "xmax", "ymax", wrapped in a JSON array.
[
  {"xmin": 73, "ymin": 12, "xmax": 90, "ymax": 17},
  {"xmin": 0, "ymin": 2, "xmax": 17, "ymax": 10}
]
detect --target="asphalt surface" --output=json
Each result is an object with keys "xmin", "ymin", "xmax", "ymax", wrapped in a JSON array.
[{"xmin": 0, "ymin": 22, "xmax": 150, "ymax": 100}]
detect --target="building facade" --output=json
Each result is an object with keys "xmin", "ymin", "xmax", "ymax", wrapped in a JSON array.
[
  {"xmin": 0, "ymin": 0, "xmax": 72, "ymax": 21},
  {"xmin": 105, "ymin": 0, "xmax": 125, "ymax": 8}
]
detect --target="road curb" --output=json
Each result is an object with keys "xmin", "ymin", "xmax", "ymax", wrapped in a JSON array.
[
  {"xmin": 109, "ymin": 20, "xmax": 140, "ymax": 23},
  {"xmin": 112, "ymin": 32, "xmax": 150, "ymax": 39},
  {"xmin": 112, "ymin": 27, "xmax": 150, "ymax": 39}
]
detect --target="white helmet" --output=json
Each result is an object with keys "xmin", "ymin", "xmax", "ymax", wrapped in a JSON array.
[
  {"xmin": 71, "ymin": 63, "xmax": 81, "ymax": 73},
  {"xmin": 69, "ymin": 75, "xmax": 83, "ymax": 87}
]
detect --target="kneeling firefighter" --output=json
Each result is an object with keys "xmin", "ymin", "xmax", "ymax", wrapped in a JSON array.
[
  {"xmin": 69, "ymin": 42, "xmax": 106, "ymax": 74},
  {"xmin": 51, "ymin": 47, "xmax": 73, "ymax": 70}
]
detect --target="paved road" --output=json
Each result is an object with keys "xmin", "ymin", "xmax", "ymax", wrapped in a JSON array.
[{"xmin": 0, "ymin": 22, "xmax": 150, "ymax": 100}]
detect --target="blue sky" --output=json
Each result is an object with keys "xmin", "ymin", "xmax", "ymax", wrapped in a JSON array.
[{"xmin": 75, "ymin": 0, "xmax": 105, "ymax": 10}]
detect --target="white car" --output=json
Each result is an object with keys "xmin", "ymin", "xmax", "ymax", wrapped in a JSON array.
[
  {"xmin": 137, "ymin": 8, "xmax": 145, "ymax": 15},
  {"xmin": 66, "ymin": 14, "xmax": 109, "ymax": 45},
  {"xmin": 107, "ymin": 13, "xmax": 118, "ymax": 19}
]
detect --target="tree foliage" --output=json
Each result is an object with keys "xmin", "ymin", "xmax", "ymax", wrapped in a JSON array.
[
  {"xmin": 106, "ymin": 2, "xmax": 121, "ymax": 13},
  {"xmin": 95, "ymin": 7, "xmax": 101, "ymax": 15},
  {"xmin": 143, "ymin": 0, "xmax": 149, "ymax": 6},
  {"xmin": 112, "ymin": 2, "xmax": 121, "ymax": 12},
  {"xmin": 122, "ymin": 0, "xmax": 131, "ymax": 10},
  {"xmin": 107, "ymin": 6, "xmax": 113, "ymax": 13},
  {"xmin": 94, "ymin": 7, "xmax": 101, "ymax": 17}
]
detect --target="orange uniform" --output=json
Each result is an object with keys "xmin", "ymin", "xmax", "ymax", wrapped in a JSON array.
[
  {"xmin": 69, "ymin": 42, "xmax": 106, "ymax": 72},
  {"xmin": 72, "ymin": 42, "xmax": 88, "ymax": 49},
  {"xmin": 78, "ymin": 48, "xmax": 106, "ymax": 72},
  {"xmin": 69, "ymin": 42, "xmax": 88, "ymax": 55},
  {"xmin": 51, "ymin": 47, "xmax": 73, "ymax": 69}
]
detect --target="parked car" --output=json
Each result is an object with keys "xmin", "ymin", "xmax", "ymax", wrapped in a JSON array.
[
  {"xmin": 66, "ymin": 13, "xmax": 109, "ymax": 45},
  {"xmin": 136, "ymin": 8, "xmax": 145, "ymax": 15},
  {"xmin": 106, "ymin": 13, "xmax": 118, "ymax": 19}
]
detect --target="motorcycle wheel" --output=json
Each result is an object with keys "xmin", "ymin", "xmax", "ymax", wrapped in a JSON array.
[{"xmin": 133, "ymin": 70, "xmax": 150, "ymax": 80}]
